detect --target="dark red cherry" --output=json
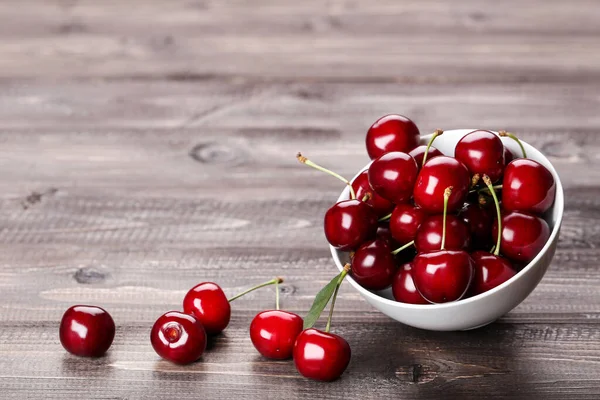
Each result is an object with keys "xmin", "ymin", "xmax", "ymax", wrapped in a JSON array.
[
  {"xmin": 59, "ymin": 305, "xmax": 115, "ymax": 357},
  {"xmin": 414, "ymin": 214, "xmax": 471, "ymax": 253},
  {"xmin": 183, "ymin": 282, "xmax": 231, "ymax": 335},
  {"xmin": 392, "ymin": 263, "xmax": 428, "ymax": 304},
  {"xmin": 351, "ymin": 170, "xmax": 394, "ymax": 217},
  {"xmin": 470, "ymin": 251, "xmax": 516, "ymax": 296},
  {"xmin": 504, "ymin": 147, "xmax": 515, "ymax": 164},
  {"xmin": 250, "ymin": 310, "xmax": 303, "ymax": 360},
  {"xmin": 455, "ymin": 130, "xmax": 505, "ymax": 183},
  {"xmin": 409, "ymin": 145, "xmax": 443, "ymax": 168},
  {"xmin": 351, "ymin": 239, "xmax": 396, "ymax": 290},
  {"xmin": 368, "ymin": 152, "xmax": 419, "ymax": 204},
  {"xmin": 376, "ymin": 222, "xmax": 399, "ymax": 248},
  {"xmin": 459, "ymin": 203, "xmax": 493, "ymax": 250},
  {"xmin": 389, "ymin": 204, "xmax": 428, "ymax": 245},
  {"xmin": 502, "ymin": 159, "xmax": 556, "ymax": 214},
  {"xmin": 293, "ymin": 328, "xmax": 351, "ymax": 381},
  {"xmin": 365, "ymin": 114, "xmax": 420, "ymax": 160},
  {"xmin": 150, "ymin": 311, "xmax": 207, "ymax": 364},
  {"xmin": 412, "ymin": 250, "xmax": 475, "ymax": 303},
  {"xmin": 492, "ymin": 211, "xmax": 550, "ymax": 263},
  {"xmin": 413, "ymin": 156, "xmax": 470, "ymax": 213},
  {"xmin": 324, "ymin": 199, "xmax": 378, "ymax": 251}
]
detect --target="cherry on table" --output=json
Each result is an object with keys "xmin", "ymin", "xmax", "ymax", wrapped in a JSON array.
[
  {"xmin": 250, "ymin": 310, "xmax": 303, "ymax": 360},
  {"xmin": 455, "ymin": 130, "xmax": 505, "ymax": 183},
  {"xmin": 150, "ymin": 311, "xmax": 206, "ymax": 364},
  {"xmin": 293, "ymin": 328, "xmax": 351, "ymax": 382},
  {"xmin": 389, "ymin": 203, "xmax": 428, "ymax": 245},
  {"xmin": 392, "ymin": 263, "xmax": 428, "ymax": 304},
  {"xmin": 502, "ymin": 159, "xmax": 556, "ymax": 214},
  {"xmin": 414, "ymin": 214, "xmax": 471, "ymax": 253},
  {"xmin": 365, "ymin": 114, "xmax": 420, "ymax": 160},
  {"xmin": 368, "ymin": 151, "xmax": 419, "ymax": 204},
  {"xmin": 351, "ymin": 169, "xmax": 395, "ymax": 217},
  {"xmin": 324, "ymin": 199, "xmax": 378, "ymax": 251},
  {"xmin": 59, "ymin": 305, "xmax": 115, "ymax": 357},
  {"xmin": 351, "ymin": 238, "xmax": 396, "ymax": 290},
  {"xmin": 413, "ymin": 156, "xmax": 471, "ymax": 214},
  {"xmin": 492, "ymin": 211, "xmax": 550, "ymax": 264}
]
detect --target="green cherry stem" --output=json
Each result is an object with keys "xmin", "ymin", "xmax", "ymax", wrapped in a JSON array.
[
  {"xmin": 297, "ymin": 152, "xmax": 356, "ymax": 199},
  {"xmin": 483, "ymin": 175, "xmax": 502, "ymax": 256},
  {"xmin": 391, "ymin": 240, "xmax": 415, "ymax": 255},
  {"xmin": 422, "ymin": 129, "xmax": 444, "ymax": 167},
  {"xmin": 441, "ymin": 186, "xmax": 453, "ymax": 250},
  {"xmin": 378, "ymin": 212, "xmax": 392, "ymax": 222},
  {"xmin": 275, "ymin": 279, "xmax": 280, "ymax": 310},
  {"xmin": 498, "ymin": 131, "xmax": 527, "ymax": 159},
  {"xmin": 228, "ymin": 277, "xmax": 284, "ymax": 302},
  {"xmin": 325, "ymin": 263, "xmax": 350, "ymax": 333}
]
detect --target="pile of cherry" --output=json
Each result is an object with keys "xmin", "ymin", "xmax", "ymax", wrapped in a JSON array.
[{"xmin": 299, "ymin": 114, "xmax": 556, "ymax": 305}]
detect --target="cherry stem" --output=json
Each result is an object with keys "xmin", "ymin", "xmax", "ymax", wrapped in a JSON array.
[
  {"xmin": 275, "ymin": 279, "xmax": 280, "ymax": 310},
  {"xmin": 378, "ymin": 212, "xmax": 392, "ymax": 222},
  {"xmin": 325, "ymin": 263, "xmax": 350, "ymax": 333},
  {"xmin": 228, "ymin": 277, "xmax": 284, "ymax": 302},
  {"xmin": 391, "ymin": 240, "xmax": 415, "ymax": 255},
  {"xmin": 297, "ymin": 152, "xmax": 356, "ymax": 199},
  {"xmin": 362, "ymin": 193, "xmax": 371, "ymax": 203},
  {"xmin": 422, "ymin": 129, "xmax": 443, "ymax": 167},
  {"xmin": 469, "ymin": 184, "xmax": 503, "ymax": 194},
  {"xmin": 483, "ymin": 175, "xmax": 502, "ymax": 256},
  {"xmin": 441, "ymin": 186, "xmax": 453, "ymax": 250},
  {"xmin": 471, "ymin": 174, "xmax": 480, "ymax": 188},
  {"xmin": 499, "ymin": 131, "xmax": 527, "ymax": 159}
]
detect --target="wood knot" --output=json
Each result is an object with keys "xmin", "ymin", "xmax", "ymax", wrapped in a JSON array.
[
  {"xmin": 189, "ymin": 142, "xmax": 246, "ymax": 166},
  {"xmin": 279, "ymin": 284, "xmax": 296, "ymax": 295},
  {"xmin": 396, "ymin": 363, "xmax": 437, "ymax": 384},
  {"xmin": 74, "ymin": 266, "xmax": 109, "ymax": 284}
]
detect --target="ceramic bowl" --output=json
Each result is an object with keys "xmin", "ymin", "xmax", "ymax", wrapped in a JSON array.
[{"xmin": 330, "ymin": 129, "xmax": 564, "ymax": 331}]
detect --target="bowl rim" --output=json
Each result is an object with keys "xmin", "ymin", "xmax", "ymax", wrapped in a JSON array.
[{"xmin": 330, "ymin": 129, "xmax": 565, "ymax": 310}]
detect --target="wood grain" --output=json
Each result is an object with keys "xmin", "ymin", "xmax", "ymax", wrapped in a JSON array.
[{"xmin": 1, "ymin": 1, "xmax": 599, "ymax": 399}]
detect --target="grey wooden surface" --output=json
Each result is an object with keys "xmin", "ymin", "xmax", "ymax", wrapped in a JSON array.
[{"xmin": 1, "ymin": 1, "xmax": 599, "ymax": 399}]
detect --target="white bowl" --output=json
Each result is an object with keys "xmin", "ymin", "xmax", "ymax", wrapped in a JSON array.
[{"xmin": 330, "ymin": 129, "xmax": 564, "ymax": 331}]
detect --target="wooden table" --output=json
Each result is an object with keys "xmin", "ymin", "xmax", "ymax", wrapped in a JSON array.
[{"xmin": 1, "ymin": 1, "xmax": 599, "ymax": 399}]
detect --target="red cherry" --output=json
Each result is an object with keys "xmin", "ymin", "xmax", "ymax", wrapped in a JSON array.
[
  {"xmin": 250, "ymin": 310, "xmax": 303, "ymax": 360},
  {"xmin": 459, "ymin": 203, "xmax": 493, "ymax": 250},
  {"xmin": 470, "ymin": 251, "xmax": 516, "ymax": 295},
  {"xmin": 368, "ymin": 152, "xmax": 419, "ymax": 204},
  {"xmin": 389, "ymin": 204, "xmax": 428, "ymax": 245},
  {"xmin": 293, "ymin": 328, "xmax": 351, "ymax": 381},
  {"xmin": 504, "ymin": 146, "xmax": 515, "ymax": 165},
  {"xmin": 375, "ymin": 222, "xmax": 399, "ymax": 248},
  {"xmin": 412, "ymin": 250, "xmax": 475, "ymax": 303},
  {"xmin": 324, "ymin": 199, "xmax": 378, "ymax": 251},
  {"xmin": 414, "ymin": 214, "xmax": 471, "ymax": 253},
  {"xmin": 351, "ymin": 239, "xmax": 396, "ymax": 290},
  {"xmin": 351, "ymin": 170, "xmax": 394, "ymax": 217},
  {"xmin": 365, "ymin": 114, "xmax": 420, "ymax": 159},
  {"xmin": 413, "ymin": 156, "xmax": 470, "ymax": 213},
  {"xmin": 502, "ymin": 159, "xmax": 556, "ymax": 214},
  {"xmin": 150, "ymin": 311, "xmax": 206, "ymax": 364},
  {"xmin": 455, "ymin": 130, "xmax": 505, "ymax": 183},
  {"xmin": 409, "ymin": 145, "xmax": 443, "ymax": 169},
  {"xmin": 392, "ymin": 263, "xmax": 428, "ymax": 304},
  {"xmin": 183, "ymin": 282, "xmax": 231, "ymax": 335},
  {"xmin": 59, "ymin": 305, "xmax": 115, "ymax": 357},
  {"xmin": 492, "ymin": 211, "xmax": 550, "ymax": 263}
]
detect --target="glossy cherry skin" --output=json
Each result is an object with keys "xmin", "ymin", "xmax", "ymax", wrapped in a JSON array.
[
  {"xmin": 324, "ymin": 199, "xmax": 378, "ymax": 251},
  {"xmin": 455, "ymin": 130, "xmax": 505, "ymax": 183},
  {"xmin": 492, "ymin": 211, "xmax": 550, "ymax": 263},
  {"xmin": 351, "ymin": 170, "xmax": 394, "ymax": 217},
  {"xmin": 389, "ymin": 204, "xmax": 428, "ymax": 245},
  {"xmin": 293, "ymin": 328, "xmax": 351, "ymax": 382},
  {"xmin": 365, "ymin": 114, "xmax": 420, "ymax": 160},
  {"xmin": 412, "ymin": 250, "xmax": 475, "ymax": 303},
  {"xmin": 183, "ymin": 282, "xmax": 231, "ymax": 335},
  {"xmin": 250, "ymin": 310, "xmax": 303, "ymax": 360},
  {"xmin": 150, "ymin": 311, "xmax": 207, "ymax": 364},
  {"xmin": 413, "ymin": 156, "xmax": 471, "ymax": 214},
  {"xmin": 351, "ymin": 239, "xmax": 396, "ymax": 290},
  {"xmin": 408, "ymin": 145, "xmax": 443, "ymax": 169},
  {"xmin": 368, "ymin": 152, "xmax": 419, "ymax": 204},
  {"xmin": 392, "ymin": 263, "xmax": 428, "ymax": 304},
  {"xmin": 504, "ymin": 147, "xmax": 515, "ymax": 165},
  {"xmin": 414, "ymin": 215, "xmax": 471, "ymax": 253},
  {"xmin": 376, "ymin": 222, "xmax": 399, "ymax": 248},
  {"xmin": 469, "ymin": 251, "xmax": 516, "ymax": 296},
  {"xmin": 459, "ymin": 203, "xmax": 493, "ymax": 250},
  {"xmin": 502, "ymin": 159, "xmax": 556, "ymax": 214},
  {"xmin": 59, "ymin": 305, "xmax": 115, "ymax": 357}
]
